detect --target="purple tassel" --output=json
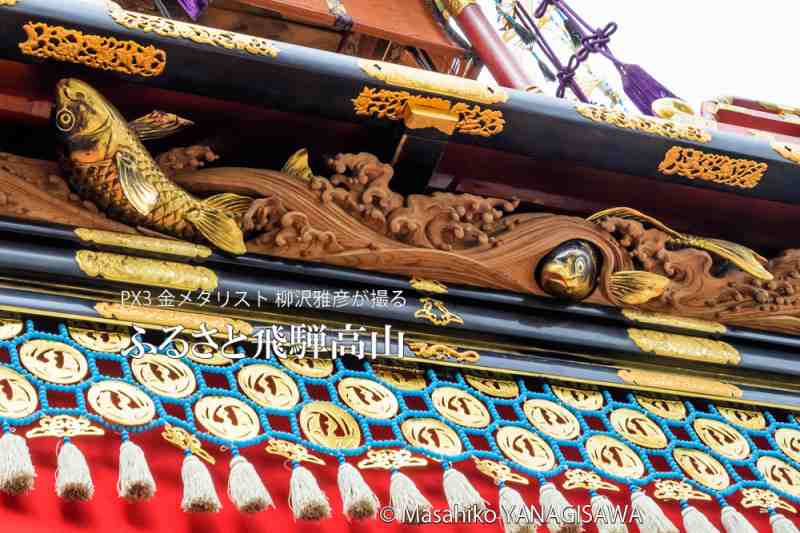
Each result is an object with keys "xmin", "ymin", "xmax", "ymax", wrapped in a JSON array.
[
  {"xmin": 177, "ymin": 0, "xmax": 208, "ymax": 19},
  {"xmin": 616, "ymin": 63, "xmax": 677, "ymax": 116}
]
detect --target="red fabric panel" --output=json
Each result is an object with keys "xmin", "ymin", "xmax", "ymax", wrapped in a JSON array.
[{"xmin": 0, "ymin": 429, "xmax": 786, "ymax": 533}]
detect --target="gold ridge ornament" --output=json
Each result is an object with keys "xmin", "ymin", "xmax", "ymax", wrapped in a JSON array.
[
  {"xmin": 337, "ymin": 377, "xmax": 398, "ymax": 419},
  {"xmin": 431, "ymin": 386, "xmax": 491, "ymax": 428},
  {"xmin": 693, "ymin": 418, "xmax": 749, "ymax": 460},
  {"xmin": 19, "ymin": 339, "xmax": 88, "ymax": 384},
  {"xmin": 609, "ymin": 408, "xmax": 668, "ymax": 449},
  {"xmin": 0, "ymin": 367, "xmax": 37, "ymax": 418},
  {"xmin": 373, "ymin": 365, "xmax": 426, "ymax": 391},
  {"xmin": 195, "ymin": 396, "xmax": 260, "ymax": 441},
  {"xmin": 586, "ymin": 435, "xmax": 645, "ymax": 478},
  {"xmin": 759, "ymin": 457, "xmax": 800, "ymax": 498},
  {"xmin": 496, "ymin": 426, "xmax": 556, "ymax": 471},
  {"xmin": 68, "ymin": 324, "xmax": 132, "ymax": 353},
  {"xmin": 464, "ymin": 372, "xmax": 519, "ymax": 398},
  {"xmin": 635, "ymin": 395, "xmax": 687, "ymax": 421},
  {"xmin": 131, "ymin": 353, "xmax": 196, "ymax": 399},
  {"xmin": 673, "ymin": 448, "xmax": 730, "ymax": 491},
  {"xmin": 551, "ymin": 385, "xmax": 604, "ymax": 411},
  {"xmin": 299, "ymin": 401, "xmax": 361, "ymax": 449},
  {"xmin": 401, "ymin": 418, "xmax": 462, "ymax": 456},
  {"xmin": 717, "ymin": 405, "xmax": 766, "ymax": 430},
  {"xmin": 88, "ymin": 380, "xmax": 156, "ymax": 426},
  {"xmin": 0, "ymin": 318, "xmax": 23, "ymax": 340},
  {"xmin": 776, "ymin": 428, "xmax": 800, "ymax": 463},
  {"xmin": 279, "ymin": 356, "xmax": 334, "ymax": 377},
  {"xmin": 523, "ymin": 399, "xmax": 581, "ymax": 440},
  {"xmin": 237, "ymin": 364, "xmax": 299, "ymax": 409}
]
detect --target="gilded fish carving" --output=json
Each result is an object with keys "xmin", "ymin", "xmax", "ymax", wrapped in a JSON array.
[{"xmin": 54, "ymin": 78, "xmax": 251, "ymax": 254}]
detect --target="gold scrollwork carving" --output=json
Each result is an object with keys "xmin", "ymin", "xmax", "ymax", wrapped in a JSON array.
[
  {"xmin": 359, "ymin": 59, "xmax": 506, "ymax": 105},
  {"xmin": 413, "ymin": 298, "xmax": 465, "ymax": 327},
  {"xmin": 19, "ymin": 22, "xmax": 166, "ymax": 78},
  {"xmin": 407, "ymin": 341, "xmax": 478, "ymax": 363},
  {"xmin": 653, "ymin": 480, "xmax": 711, "ymax": 502},
  {"xmin": 162, "ymin": 424, "xmax": 215, "ymax": 463},
  {"xmin": 621, "ymin": 309, "xmax": 727, "ymax": 334},
  {"xmin": 76, "ymin": 250, "xmax": 217, "ymax": 291},
  {"xmin": 353, "ymin": 87, "xmax": 505, "ymax": 137},
  {"xmin": 265, "ymin": 439, "xmax": 325, "ymax": 465},
  {"xmin": 575, "ymin": 103, "xmax": 711, "ymax": 143},
  {"xmin": 357, "ymin": 449, "xmax": 428, "ymax": 470},
  {"xmin": 657, "ymin": 146, "xmax": 768, "ymax": 189},
  {"xmin": 94, "ymin": 303, "xmax": 253, "ymax": 335},
  {"xmin": 627, "ymin": 328, "xmax": 740, "ymax": 365},
  {"xmin": 473, "ymin": 457, "xmax": 528, "ymax": 485},
  {"xmin": 618, "ymin": 369, "xmax": 742, "ymax": 399},
  {"xmin": 409, "ymin": 277, "xmax": 448, "ymax": 294},
  {"xmin": 26, "ymin": 415, "xmax": 104, "ymax": 439},
  {"xmin": 772, "ymin": 141, "xmax": 800, "ymax": 165},
  {"xmin": 107, "ymin": 1, "xmax": 278, "ymax": 57},
  {"xmin": 75, "ymin": 228, "xmax": 212, "ymax": 259},
  {"xmin": 562, "ymin": 469, "xmax": 619, "ymax": 492}
]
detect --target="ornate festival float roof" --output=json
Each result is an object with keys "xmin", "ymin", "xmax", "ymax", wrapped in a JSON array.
[{"xmin": 0, "ymin": 1, "xmax": 799, "ymax": 532}]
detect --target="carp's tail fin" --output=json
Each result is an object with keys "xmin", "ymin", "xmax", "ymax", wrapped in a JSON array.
[{"xmin": 186, "ymin": 193, "xmax": 252, "ymax": 255}]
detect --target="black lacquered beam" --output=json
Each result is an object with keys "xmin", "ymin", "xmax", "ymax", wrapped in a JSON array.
[{"xmin": 0, "ymin": 1, "xmax": 798, "ymax": 204}]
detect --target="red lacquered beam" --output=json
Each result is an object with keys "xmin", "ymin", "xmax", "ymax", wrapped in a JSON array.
[{"xmin": 443, "ymin": 0, "xmax": 535, "ymax": 90}]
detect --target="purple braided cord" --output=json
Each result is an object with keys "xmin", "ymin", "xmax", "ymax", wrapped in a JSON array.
[{"xmin": 177, "ymin": 0, "xmax": 208, "ymax": 19}]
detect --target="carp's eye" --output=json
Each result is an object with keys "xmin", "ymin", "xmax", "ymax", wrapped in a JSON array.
[{"xmin": 55, "ymin": 108, "xmax": 75, "ymax": 132}]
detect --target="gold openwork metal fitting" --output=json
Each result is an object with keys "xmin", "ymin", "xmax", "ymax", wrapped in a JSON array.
[
  {"xmin": 407, "ymin": 341, "xmax": 478, "ymax": 363},
  {"xmin": 562, "ymin": 469, "xmax": 619, "ymax": 492},
  {"xmin": 653, "ymin": 479, "xmax": 711, "ymax": 502},
  {"xmin": 658, "ymin": 146, "xmax": 767, "ymax": 189},
  {"xmin": 75, "ymin": 228, "xmax": 213, "ymax": 259},
  {"xmin": 627, "ymin": 328, "xmax": 740, "ymax": 365},
  {"xmin": 19, "ymin": 339, "xmax": 88, "ymax": 384},
  {"xmin": 162, "ymin": 424, "xmax": 215, "ymax": 463},
  {"xmin": 635, "ymin": 395, "xmax": 687, "ymax": 421},
  {"xmin": 523, "ymin": 399, "xmax": 581, "ymax": 440},
  {"xmin": 575, "ymin": 102, "xmax": 711, "ymax": 143},
  {"xmin": 337, "ymin": 377, "xmax": 398, "ymax": 419},
  {"xmin": 26, "ymin": 415, "xmax": 104, "ymax": 439},
  {"xmin": 237, "ymin": 364, "xmax": 299, "ymax": 409},
  {"xmin": 693, "ymin": 418, "xmax": 750, "ymax": 460},
  {"xmin": 401, "ymin": 418, "xmax": 462, "ymax": 456},
  {"xmin": 265, "ymin": 438, "xmax": 325, "ymax": 465},
  {"xmin": 673, "ymin": 448, "xmax": 730, "ymax": 491},
  {"xmin": 299, "ymin": 401, "xmax": 361, "ymax": 449},
  {"xmin": 0, "ymin": 367, "xmax": 37, "ymax": 418},
  {"xmin": 775, "ymin": 428, "xmax": 800, "ymax": 463},
  {"xmin": 132, "ymin": 353, "xmax": 197, "ymax": 399},
  {"xmin": 431, "ymin": 386, "xmax": 491, "ymax": 428},
  {"xmin": 551, "ymin": 385, "xmax": 604, "ymax": 411},
  {"xmin": 473, "ymin": 457, "xmax": 528, "ymax": 485},
  {"xmin": 357, "ymin": 449, "xmax": 428, "ymax": 470},
  {"xmin": 609, "ymin": 408, "xmax": 668, "ymax": 449},
  {"xmin": 717, "ymin": 405, "xmax": 766, "ymax": 430},
  {"xmin": 279, "ymin": 356, "xmax": 334, "ymax": 377},
  {"xmin": 88, "ymin": 380, "xmax": 156, "ymax": 426},
  {"xmin": 195, "ymin": 396, "xmax": 260, "ymax": 441},
  {"xmin": 496, "ymin": 426, "xmax": 556, "ymax": 471},
  {"xmin": 76, "ymin": 250, "xmax": 218, "ymax": 291},
  {"xmin": 68, "ymin": 324, "xmax": 132, "ymax": 353},
  {"xmin": 373, "ymin": 364, "xmax": 426, "ymax": 391},
  {"xmin": 409, "ymin": 277, "xmax": 448, "ymax": 294},
  {"xmin": 740, "ymin": 487, "xmax": 796, "ymax": 514},
  {"xmin": 586, "ymin": 435, "xmax": 645, "ymax": 479},
  {"xmin": 758, "ymin": 456, "xmax": 800, "ymax": 498},
  {"xmin": 465, "ymin": 372, "xmax": 519, "ymax": 398},
  {"xmin": 0, "ymin": 318, "xmax": 23, "ymax": 340},
  {"xmin": 413, "ymin": 298, "xmax": 465, "ymax": 327}
]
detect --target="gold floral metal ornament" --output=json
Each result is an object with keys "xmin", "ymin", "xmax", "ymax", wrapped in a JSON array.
[
  {"xmin": 195, "ymin": 396, "xmax": 261, "ymax": 441},
  {"xmin": 265, "ymin": 439, "xmax": 325, "ymax": 465},
  {"xmin": 635, "ymin": 395, "xmax": 687, "ymax": 421},
  {"xmin": 758, "ymin": 457, "xmax": 800, "ymax": 498},
  {"xmin": 431, "ymin": 386, "xmax": 491, "ymax": 428},
  {"xmin": 585, "ymin": 435, "xmax": 645, "ymax": 478},
  {"xmin": 409, "ymin": 277, "xmax": 448, "ymax": 294},
  {"xmin": 473, "ymin": 457, "xmax": 528, "ymax": 485},
  {"xmin": 717, "ymin": 405, "xmax": 766, "ymax": 430},
  {"xmin": 658, "ymin": 146, "xmax": 768, "ymax": 189},
  {"xmin": 75, "ymin": 228, "xmax": 212, "ymax": 259},
  {"xmin": 237, "ymin": 364, "xmax": 299, "ymax": 409},
  {"xmin": 88, "ymin": 380, "xmax": 156, "ymax": 426},
  {"xmin": 0, "ymin": 318, "xmax": 23, "ymax": 340},
  {"xmin": 609, "ymin": 408, "xmax": 667, "ymax": 449},
  {"xmin": 373, "ymin": 364, "xmax": 426, "ymax": 391},
  {"xmin": 673, "ymin": 448, "xmax": 730, "ymax": 491},
  {"xmin": 621, "ymin": 309, "xmax": 727, "ymax": 334},
  {"xmin": 107, "ymin": 1, "xmax": 279, "ymax": 57},
  {"xmin": 401, "ymin": 418, "xmax": 462, "ymax": 455},
  {"xmin": 692, "ymin": 418, "xmax": 750, "ymax": 460},
  {"xmin": 551, "ymin": 385, "xmax": 604, "ymax": 411},
  {"xmin": 76, "ymin": 251, "xmax": 218, "ymax": 291},
  {"xmin": 19, "ymin": 339, "xmax": 88, "ymax": 384},
  {"xmin": 279, "ymin": 356, "xmax": 334, "ymax": 377},
  {"xmin": 413, "ymin": 298, "xmax": 465, "ymax": 327},
  {"xmin": 299, "ymin": 401, "xmax": 361, "ymax": 449},
  {"xmin": 575, "ymin": 103, "xmax": 711, "ymax": 143},
  {"xmin": 653, "ymin": 480, "xmax": 711, "ymax": 502},
  {"xmin": 357, "ymin": 449, "xmax": 428, "ymax": 470},
  {"xmin": 775, "ymin": 428, "xmax": 800, "ymax": 463},
  {"xmin": 19, "ymin": 22, "xmax": 166, "ymax": 78},
  {"xmin": 562, "ymin": 469, "xmax": 619, "ymax": 492},
  {"xmin": 162, "ymin": 424, "xmax": 215, "ymax": 463},
  {"xmin": 68, "ymin": 324, "xmax": 132, "ymax": 353},
  {"xmin": 627, "ymin": 328, "xmax": 740, "ymax": 365},
  {"xmin": 131, "ymin": 353, "xmax": 197, "ymax": 398},
  {"xmin": 496, "ymin": 426, "xmax": 556, "ymax": 471},
  {"xmin": 337, "ymin": 377, "xmax": 398, "ymax": 419},
  {"xmin": 523, "ymin": 399, "xmax": 581, "ymax": 440},
  {"xmin": 407, "ymin": 341, "xmax": 478, "ymax": 362},
  {"xmin": 465, "ymin": 372, "xmax": 519, "ymax": 398},
  {"xmin": 0, "ymin": 367, "xmax": 37, "ymax": 418},
  {"xmin": 26, "ymin": 415, "xmax": 104, "ymax": 439},
  {"xmin": 353, "ymin": 87, "xmax": 505, "ymax": 137}
]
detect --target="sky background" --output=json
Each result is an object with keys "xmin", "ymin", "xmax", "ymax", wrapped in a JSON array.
[{"xmin": 477, "ymin": 0, "xmax": 796, "ymax": 110}]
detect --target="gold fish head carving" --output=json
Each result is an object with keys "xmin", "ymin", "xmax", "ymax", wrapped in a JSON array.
[{"xmin": 537, "ymin": 239, "xmax": 599, "ymax": 301}]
